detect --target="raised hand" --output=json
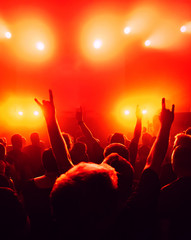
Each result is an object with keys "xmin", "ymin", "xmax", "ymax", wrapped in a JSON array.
[
  {"xmin": 145, "ymin": 98, "xmax": 175, "ymax": 174},
  {"xmin": 136, "ymin": 105, "xmax": 142, "ymax": 120},
  {"xmin": 35, "ymin": 89, "xmax": 55, "ymax": 121},
  {"xmin": 35, "ymin": 89, "xmax": 73, "ymax": 173},
  {"xmin": 160, "ymin": 98, "xmax": 175, "ymax": 127}
]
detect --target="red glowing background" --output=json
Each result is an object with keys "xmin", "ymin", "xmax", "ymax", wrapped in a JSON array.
[{"xmin": 0, "ymin": 0, "xmax": 190, "ymax": 145}]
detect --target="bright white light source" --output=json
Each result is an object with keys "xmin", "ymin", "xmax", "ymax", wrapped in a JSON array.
[
  {"xmin": 36, "ymin": 41, "xmax": 45, "ymax": 51},
  {"xmin": 33, "ymin": 111, "xmax": 39, "ymax": 116},
  {"xmin": 180, "ymin": 26, "xmax": 187, "ymax": 33},
  {"xmin": 93, "ymin": 39, "xmax": 102, "ymax": 49},
  {"xmin": 142, "ymin": 110, "xmax": 147, "ymax": 114},
  {"xmin": 124, "ymin": 110, "xmax": 130, "ymax": 115},
  {"xmin": 5, "ymin": 32, "xmax": 12, "ymax": 39},
  {"xmin": 145, "ymin": 40, "xmax": 151, "ymax": 47},
  {"xmin": 18, "ymin": 111, "xmax": 23, "ymax": 116},
  {"xmin": 124, "ymin": 26, "xmax": 131, "ymax": 34}
]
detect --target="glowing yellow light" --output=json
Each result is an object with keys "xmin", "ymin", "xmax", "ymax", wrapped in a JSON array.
[
  {"xmin": 124, "ymin": 110, "xmax": 130, "ymax": 115},
  {"xmin": 0, "ymin": 96, "xmax": 44, "ymax": 129},
  {"xmin": 10, "ymin": 15, "xmax": 56, "ymax": 63},
  {"xmin": 33, "ymin": 111, "xmax": 39, "ymax": 116},
  {"xmin": 93, "ymin": 39, "xmax": 102, "ymax": 49},
  {"xmin": 5, "ymin": 31, "xmax": 12, "ymax": 39},
  {"xmin": 180, "ymin": 26, "xmax": 187, "ymax": 33},
  {"xmin": 145, "ymin": 40, "xmax": 151, "ymax": 46},
  {"xmin": 80, "ymin": 11, "xmax": 123, "ymax": 63},
  {"xmin": 18, "ymin": 111, "xmax": 23, "ymax": 116},
  {"xmin": 124, "ymin": 26, "xmax": 131, "ymax": 34},
  {"xmin": 36, "ymin": 41, "xmax": 45, "ymax": 51},
  {"xmin": 142, "ymin": 110, "xmax": 147, "ymax": 114}
]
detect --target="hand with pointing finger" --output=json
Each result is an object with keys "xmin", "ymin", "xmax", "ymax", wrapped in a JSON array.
[
  {"xmin": 34, "ymin": 89, "xmax": 73, "ymax": 173},
  {"xmin": 35, "ymin": 89, "xmax": 55, "ymax": 122},
  {"xmin": 160, "ymin": 98, "xmax": 175, "ymax": 127}
]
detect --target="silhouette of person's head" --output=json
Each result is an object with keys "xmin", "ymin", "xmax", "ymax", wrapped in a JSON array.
[
  {"xmin": 109, "ymin": 133, "xmax": 127, "ymax": 145},
  {"xmin": 104, "ymin": 143, "xmax": 129, "ymax": 161},
  {"xmin": 171, "ymin": 133, "xmax": 191, "ymax": 177},
  {"xmin": 102, "ymin": 153, "xmax": 134, "ymax": 204},
  {"xmin": 30, "ymin": 132, "xmax": 40, "ymax": 146},
  {"xmin": 0, "ymin": 143, "xmax": 6, "ymax": 161},
  {"xmin": 0, "ymin": 159, "xmax": 6, "ymax": 175},
  {"xmin": 141, "ymin": 132, "xmax": 153, "ymax": 147},
  {"xmin": 50, "ymin": 162, "xmax": 118, "ymax": 238},
  {"xmin": 0, "ymin": 137, "xmax": 7, "ymax": 147},
  {"xmin": 11, "ymin": 134, "xmax": 23, "ymax": 151},
  {"xmin": 70, "ymin": 142, "xmax": 89, "ymax": 165},
  {"xmin": 42, "ymin": 148, "xmax": 58, "ymax": 173},
  {"xmin": 185, "ymin": 127, "xmax": 191, "ymax": 135}
]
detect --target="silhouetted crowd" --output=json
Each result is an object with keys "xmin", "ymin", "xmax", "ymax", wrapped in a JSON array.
[{"xmin": 0, "ymin": 91, "xmax": 190, "ymax": 240}]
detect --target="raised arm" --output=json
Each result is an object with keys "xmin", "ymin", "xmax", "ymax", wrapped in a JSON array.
[
  {"xmin": 35, "ymin": 90, "xmax": 73, "ymax": 174},
  {"xmin": 144, "ymin": 98, "xmax": 174, "ymax": 175},
  {"xmin": 76, "ymin": 107, "xmax": 97, "ymax": 143},
  {"xmin": 129, "ymin": 105, "xmax": 142, "ymax": 167}
]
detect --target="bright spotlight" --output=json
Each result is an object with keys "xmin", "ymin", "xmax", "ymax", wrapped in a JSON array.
[
  {"xmin": 18, "ymin": 111, "xmax": 23, "ymax": 116},
  {"xmin": 36, "ymin": 41, "xmax": 45, "ymax": 51},
  {"xmin": 180, "ymin": 26, "xmax": 187, "ymax": 33},
  {"xmin": 5, "ymin": 31, "xmax": 12, "ymax": 39},
  {"xmin": 93, "ymin": 39, "xmax": 102, "ymax": 49},
  {"xmin": 33, "ymin": 111, "xmax": 39, "ymax": 116},
  {"xmin": 124, "ymin": 110, "xmax": 130, "ymax": 115},
  {"xmin": 145, "ymin": 40, "xmax": 151, "ymax": 47},
  {"xmin": 124, "ymin": 26, "xmax": 131, "ymax": 35},
  {"xmin": 142, "ymin": 110, "xmax": 147, "ymax": 115}
]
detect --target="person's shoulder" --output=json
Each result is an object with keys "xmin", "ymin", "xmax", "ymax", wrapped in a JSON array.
[{"xmin": 22, "ymin": 178, "xmax": 36, "ymax": 194}]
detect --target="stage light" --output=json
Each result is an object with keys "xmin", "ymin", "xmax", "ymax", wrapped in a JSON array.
[
  {"xmin": 180, "ymin": 23, "xmax": 191, "ymax": 34},
  {"xmin": 18, "ymin": 111, "xmax": 23, "ymax": 116},
  {"xmin": 93, "ymin": 39, "xmax": 102, "ymax": 49},
  {"xmin": 5, "ymin": 31, "xmax": 12, "ymax": 39},
  {"xmin": 33, "ymin": 111, "xmax": 39, "ymax": 116},
  {"xmin": 10, "ymin": 15, "xmax": 56, "ymax": 63},
  {"xmin": 145, "ymin": 40, "xmax": 151, "ymax": 47},
  {"xmin": 36, "ymin": 41, "xmax": 45, "ymax": 51},
  {"xmin": 124, "ymin": 26, "xmax": 131, "ymax": 35},
  {"xmin": 180, "ymin": 26, "xmax": 187, "ymax": 33},
  {"xmin": 142, "ymin": 110, "xmax": 147, "ymax": 114},
  {"xmin": 124, "ymin": 110, "xmax": 130, "ymax": 115}
]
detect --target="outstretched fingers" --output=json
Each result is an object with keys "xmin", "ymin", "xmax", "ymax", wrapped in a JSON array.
[
  {"xmin": 34, "ymin": 98, "xmax": 42, "ymax": 108},
  {"xmin": 162, "ymin": 98, "xmax": 166, "ymax": 111},
  {"xmin": 171, "ymin": 104, "xmax": 175, "ymax": 114},
  {"xmin": 49, "ymin": 89, "xmax": 54, "ymax": 104}
]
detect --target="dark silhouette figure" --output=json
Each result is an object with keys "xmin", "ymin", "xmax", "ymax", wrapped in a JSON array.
[
  {"xmin": 108, "ymin": 132, "xmax": 131, "ymax": 148},
  {"xmin": 75, "ymin": 106, "xmax": 104, "ymax": 164},
  {"xmin": 158, "ymin": 133, "xmax": 191, "ymax": 240},
  {"xmin": 35, "ymin": 92, "xmax": 175, "ymax": 240},
  {"xmin": 70, "ymin": 141, "xmax": 89, "ymax": 165},
  {"xmin": 102, "ymin": 153, "xmax": 134, "ymax": 206},
  {"xmin": 135, "ymin": 132, "xmax": 153, "ymax": 180},
  {"xmin": 0, "ymin": 143, "xmax": 15, "ymax": 189},
  {"xmin": 23, "ymin": 132, "xmax": 45, "ymax": 178},
  {"xmin": 50, "ymin": 162, "xmax": 118, "ymax": 240},
  {"xmin": 6, "ymin": 134, "xmax": 32, "ymax": 193},
  {"xmin": 104, "ymin": 142, "xmax": 129, "ymax": 161},
  {"xmin": 22, "ymin": 148, "xmax": 59, "ymax": 240},
  {"xmin": 0, "ymin": 187, "xmax": 28, "ymax": 239}
]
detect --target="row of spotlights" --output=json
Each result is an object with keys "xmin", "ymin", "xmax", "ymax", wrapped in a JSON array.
[
  {"xmin": 2, "ymin": 23, "xmax": 189, "ymax": 51},
  {"xmin": 18, "ymin": 111, "xmax": 39, "ymax": 116},
  {"xmin": 124, "ymin": 110, "xmax": 148, "ymax": 115},
  {"xmin": 2, "ymin": 32, "xmax": 45, "ymax": 51}
]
